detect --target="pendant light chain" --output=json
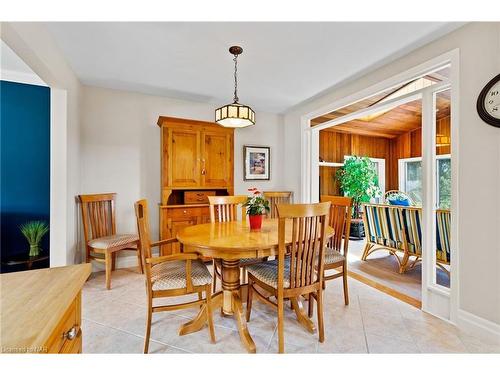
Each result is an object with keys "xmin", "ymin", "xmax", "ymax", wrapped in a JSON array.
[
  {"xmin": 233, "ymin": 53, "xmax": 239, "ymax": 103},
  {"xmin": 215, "ymin": 45, "xmax": 255, "ymax": 128}
]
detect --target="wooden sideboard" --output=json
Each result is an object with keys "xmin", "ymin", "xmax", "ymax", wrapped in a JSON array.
[
  {"xmin": 0, "ymin": 264, "xmax": 91, "ymax": 354},
  {"xmin": 157, "ymin": 116, "xmax": 234, "ymax": 255}
]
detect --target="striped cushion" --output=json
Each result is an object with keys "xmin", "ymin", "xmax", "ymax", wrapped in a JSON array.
[
  {"xmin": 400, "ymin": 208, "xmax": 422, "ymax": 256},
  {"xmin": 364, "ymin": 205, "xmax": 404, "ymax": 250},
  {"xmin": 151, "ymin": 259, "xmax": 212, "ymax": 290},
  {"xmin": 88, "ymin": 234, "xmax": 138, "ymax": 249},
  {"xmin": 247, "ymin": 259, "xmax": 290, "ymax": 288},
  {"xmin": 436, "ymin": 210, "xmax": 451, "ymax": 263}
]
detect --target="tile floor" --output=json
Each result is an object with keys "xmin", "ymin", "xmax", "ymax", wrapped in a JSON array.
[{"xmin": 82, "ymin": 268, "xmax": 500, "ymax": 354}]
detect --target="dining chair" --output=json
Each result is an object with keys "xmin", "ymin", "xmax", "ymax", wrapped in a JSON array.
[
  {"xmin": 308, "ymin": 196, "xmax": 352, "ymax": 317},
  {"xmin": 78, "ymin": 193, "xmax": 141, "ymax": 290},
  {"xmin": 134, "ymin": 199, "xmax": 215, "ymax": 353},
  {"xmin": 245, "ymin": 202, "xmax": 331, "ymax": 353},
  {"xmin": 263, "ymin": 191, "xmax": 293, "ymax": 218},
  {"xmin": 208, "ymin": 195, "xmax": 263, "ymax": 290}
]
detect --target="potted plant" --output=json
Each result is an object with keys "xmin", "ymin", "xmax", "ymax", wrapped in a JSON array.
[
  {"xmin": 20, "ymin": 220, "xmax": 49, "ymax": 257},
  {"xmin": 336, "ymin": 156, "xmax": 381, "ymax": 238},
  {"xmin": 243, "ymin": 188, "xmax": 270, "ymax": 230},
  {"xmin": 386, "ymin": 191, "xmax": 411, "ymax": 206}
]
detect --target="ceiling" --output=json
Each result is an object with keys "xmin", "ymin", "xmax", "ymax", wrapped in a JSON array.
[
  {"xmin": 321, "ymin": 91, "xmax": 450, "ymax": 139},
  {"xmin": 43, "ymin": 22, "xmax": 463, "ymax": 113}
]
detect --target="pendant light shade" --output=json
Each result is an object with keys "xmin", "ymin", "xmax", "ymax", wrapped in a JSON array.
[
  {"xmin": 215, "ymin": 46, "xmax": 255, "ymax": 128},
  {"xmin": 215, "ymin": 103, "xmax": 255, "ymax": 128}
]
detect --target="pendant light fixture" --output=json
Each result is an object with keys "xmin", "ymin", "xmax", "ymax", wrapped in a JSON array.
[{"xmin": 215, "ymin": 46, "xmax": 255, "ymax": 128}]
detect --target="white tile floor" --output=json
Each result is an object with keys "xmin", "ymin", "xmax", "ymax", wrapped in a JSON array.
[{"xmin": 82, "ymin": 268, "xmax": 500, "ymax": 354}]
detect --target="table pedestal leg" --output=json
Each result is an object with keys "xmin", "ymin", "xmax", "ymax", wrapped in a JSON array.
[
  {"xmin": 178, "ymin": 292, "xmax": 222, "ymax": 336},
  {"xmin": 221, "ymin": 259, "xmax": 256, "ymax": 353},
  {"xmin": 291, "ymin": 297, "xmax": 316, "ymax": 333},
  {"xmin": 179, "ymin": 259, "xmax": 256, "ymax": 353}
]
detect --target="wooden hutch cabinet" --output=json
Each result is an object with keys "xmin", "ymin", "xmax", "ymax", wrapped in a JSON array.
[{"xmin": 157, "ymin": 116, "xmax": 234, "ymax": 254}]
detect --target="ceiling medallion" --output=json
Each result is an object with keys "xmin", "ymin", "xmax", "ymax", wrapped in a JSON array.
[{"xmin": 215, "ymin": 46, "xmax": 255, "ymax": 128}]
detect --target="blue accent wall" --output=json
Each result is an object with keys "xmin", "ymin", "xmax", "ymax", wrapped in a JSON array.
[{"xmin": 1, "ymin": 81, "xmax": 50, "ymax": 268}]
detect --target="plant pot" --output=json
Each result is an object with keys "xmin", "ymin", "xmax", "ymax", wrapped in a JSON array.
[
  {"xmin": 248, "ymin": 214, "xmax": 264, "ymax": 230},
  {"xmin": 349, "ymin": 219, "xmax": 365, "ymax": 240}
]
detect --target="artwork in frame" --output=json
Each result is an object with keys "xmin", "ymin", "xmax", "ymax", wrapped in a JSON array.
[{"xmin": 244, "ymin": 146, "xmax": 270, "ymax": 181}]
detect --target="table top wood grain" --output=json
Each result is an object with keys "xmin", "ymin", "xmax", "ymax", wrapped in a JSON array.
[{"xmin": 177, "ymin": 218, "xmax": 334, "ymax": 260}]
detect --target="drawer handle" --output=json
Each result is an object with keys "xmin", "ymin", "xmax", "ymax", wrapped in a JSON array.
[
  {"xmin": 196, "ymin": 193, "xmax": 204, "ymax": 196},
  {"xmin": 197, "ymin": 198, "xmax": 204, "ymax": 201},
  {"xmin": 63, "ymin": 326, "xmax": 78, "ymax": 341},
  {"xmin": 183, "ymin": 210, "xmax": 187, "ymax": 214}
]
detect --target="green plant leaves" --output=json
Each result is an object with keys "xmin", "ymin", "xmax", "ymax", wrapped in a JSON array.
[
  {"xmin": 336, "ymin": 156, "xmax": 382, "ymax": 216},
  {"xmin": 19, "ymin": 221, "xmax": 49, "ymax": 247}
]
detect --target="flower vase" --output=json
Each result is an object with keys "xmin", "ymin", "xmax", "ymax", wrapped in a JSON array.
[
  {"xmin": 248, "ymin": 214, "xmax": 264, "ymax": 230},
  {"xmin": 29, "ymin": 244, "xmax": 41, "ymax": 257}
]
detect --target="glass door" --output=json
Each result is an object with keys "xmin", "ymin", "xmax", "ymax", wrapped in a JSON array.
[{"xmin": 421, "ymin": 85, "xmax": 453, "ymax": 320}]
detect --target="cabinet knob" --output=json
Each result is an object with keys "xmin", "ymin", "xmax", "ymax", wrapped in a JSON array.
[
  {"xmin": 183, "ymin": 210, "xmax": 187, "ymax": 214},
  {"xmin": 63, "ymin": 326, "xmax": 78, "ymax": 340}
]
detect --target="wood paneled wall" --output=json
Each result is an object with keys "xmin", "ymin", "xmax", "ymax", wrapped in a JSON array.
[
  {"xmin": 319, "ymin": 116, "xmax": 450, "ymax": 196},
  {"xmin": 319, "ymin": 131, "xmax": 392, "ymax": 196}
]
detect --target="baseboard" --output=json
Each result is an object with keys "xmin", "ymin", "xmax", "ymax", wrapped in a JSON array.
[{"xmin": 457, "ymin": 308, "xmax": 500, "ymax": 344}]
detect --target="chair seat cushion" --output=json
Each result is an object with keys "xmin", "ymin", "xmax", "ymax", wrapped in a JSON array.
[
  {"xmin": 214, "ymin": 258, "xmax": 266, "ymax": 267},
  {"xmin": 239, "ymin": 257, "xmax": 266, "ymax": 266},
  {"xmin": 324, "ymin": 248, "xmax": 345, "ymax": 265},
  {"xmin": 246, "ymin": 259, "xmax": 290, "ymax": 289},
  {"xmin": 88, "ymin": 234, "xmax": 139, "ymax": 249},
  {"xmin": 151, "ymin": 259, "xmax": 212, "ymax": 291}
]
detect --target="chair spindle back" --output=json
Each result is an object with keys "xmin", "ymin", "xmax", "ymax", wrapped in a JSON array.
[
  {"xmin": 79, "ymin": 193, "xmax": 116, "ymax": 245},
  {"xmin": 320, "ymin": 195, "xmax": 352, "ymax": 256},
  {"xmin": 263, "ymin": 191, "xmax": 293, "ymax": 218},
  {"xmin": 208, "ymin": 195, "xmax": 247, "ymax": 223},
  {"xmin": 276, "ymin": 202, "xmax": 331, "ymax": 290}
]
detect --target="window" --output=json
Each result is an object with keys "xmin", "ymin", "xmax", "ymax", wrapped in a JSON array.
[{"xmin": 398, "ymin": 155, "xmax": 451, "ymax": 208}]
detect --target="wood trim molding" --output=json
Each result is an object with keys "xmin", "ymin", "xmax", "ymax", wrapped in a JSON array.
[{"xmin": 347, "ymin": 270, "xmax": 422, "ymax": 309}]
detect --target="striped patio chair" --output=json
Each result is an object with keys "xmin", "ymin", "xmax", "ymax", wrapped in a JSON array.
[
  {"xmin": 398, "ymin": 206, "xmax": 423, "ymax": 273},
  {"xmin": 362, "ymin": 204, "xmax": 407, "ymax": 272},
  {"xmin": 436, "ymin": 209, "xmax": 451, "ymax": 274}
]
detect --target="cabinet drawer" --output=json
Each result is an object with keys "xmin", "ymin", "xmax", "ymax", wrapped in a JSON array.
[
  {"xmin": 45, "ymin": 293, "xmax": 81, "ymax": 353},
  {"xmin": 167, "ymin": 206, "xmax": 208, "ymax": 219},
  {"xmin": 184, "ymin": 191, "xmax": 216, "ymax": 204}
]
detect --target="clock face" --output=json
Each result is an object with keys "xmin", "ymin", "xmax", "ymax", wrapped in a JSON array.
[
  {"xmin": 477, "ymin": 74, "xmax": 500, "ymax": 127},
  {"xmin": 484, "ymin": 80, "xmax": 500, "ymax": 119}
]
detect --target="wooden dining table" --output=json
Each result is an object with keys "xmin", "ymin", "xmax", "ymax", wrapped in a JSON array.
[{"xmin": 176, "ymin": 218, "xmax": 334, "ymax": 353}]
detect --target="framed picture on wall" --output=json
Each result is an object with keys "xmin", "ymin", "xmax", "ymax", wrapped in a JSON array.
[{"xmin": 243, "ymin": 145, "xmax": 270, "ymax": 181}]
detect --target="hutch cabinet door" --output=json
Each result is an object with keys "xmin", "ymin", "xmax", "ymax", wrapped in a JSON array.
[
  {"xmin": 166, "ymin": 128, "xmax": 201, "ymax": 187},
  {"xmin": 201, "ymin": 131, "xmax": 233, "ymax": 187},
  {"xmin": 165, "ymin": 217, "xmax": 198, "ymax": 254}
]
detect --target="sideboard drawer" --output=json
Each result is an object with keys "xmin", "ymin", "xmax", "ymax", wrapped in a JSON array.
[
  {"xmin": 184, "ymin": 190, "xmax": 216, "ymax": 204},
  {"xmin": 45, "ymin": 292, "xmax": 81, "ymax": 353},
  {"xmin": 168, "ymin": 206, "xmax": 208, "ymax": 219}
]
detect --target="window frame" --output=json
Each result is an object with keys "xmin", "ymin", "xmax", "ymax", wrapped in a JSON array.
[{"xmin": 398, "ymin": 154, "xmax": 451, "ymax": 207}]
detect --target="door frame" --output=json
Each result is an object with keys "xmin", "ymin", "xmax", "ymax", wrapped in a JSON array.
[{"xmin": 300, "ymin": 49, "xmax": 460, "ymax": 324}]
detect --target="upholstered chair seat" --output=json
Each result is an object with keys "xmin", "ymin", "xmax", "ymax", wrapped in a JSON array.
[
  {"xmin": 151, "ymin": 259, "xmax": 213, "ymax": 291},
  {"xmin": 88, "ymin": 234, "xmax": 139, "ymax": 250},
  {"xmin": 246, "ymin": 258, "xmax": 291, "ymax": 289},
  {"xmin": 324, "ymin": 248, "xmax": 345, "ymax": 265}
]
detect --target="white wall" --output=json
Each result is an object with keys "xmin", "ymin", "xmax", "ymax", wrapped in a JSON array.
[
  {"xmin": 1, "ymin": 22, "xmax": 83, "ymax": 266},
  {"xmin": 81, "ymin": 86, "xmax": 284, "ymax": 248},
  {"xmin": 283, "ymin": 23, "xmax": 500, "ymax": 329}
]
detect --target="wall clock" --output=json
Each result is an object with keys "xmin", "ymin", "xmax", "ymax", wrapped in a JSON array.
[{"xmin": 476, "ymin": 73, "xmax": 500, "ymax": 128}]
